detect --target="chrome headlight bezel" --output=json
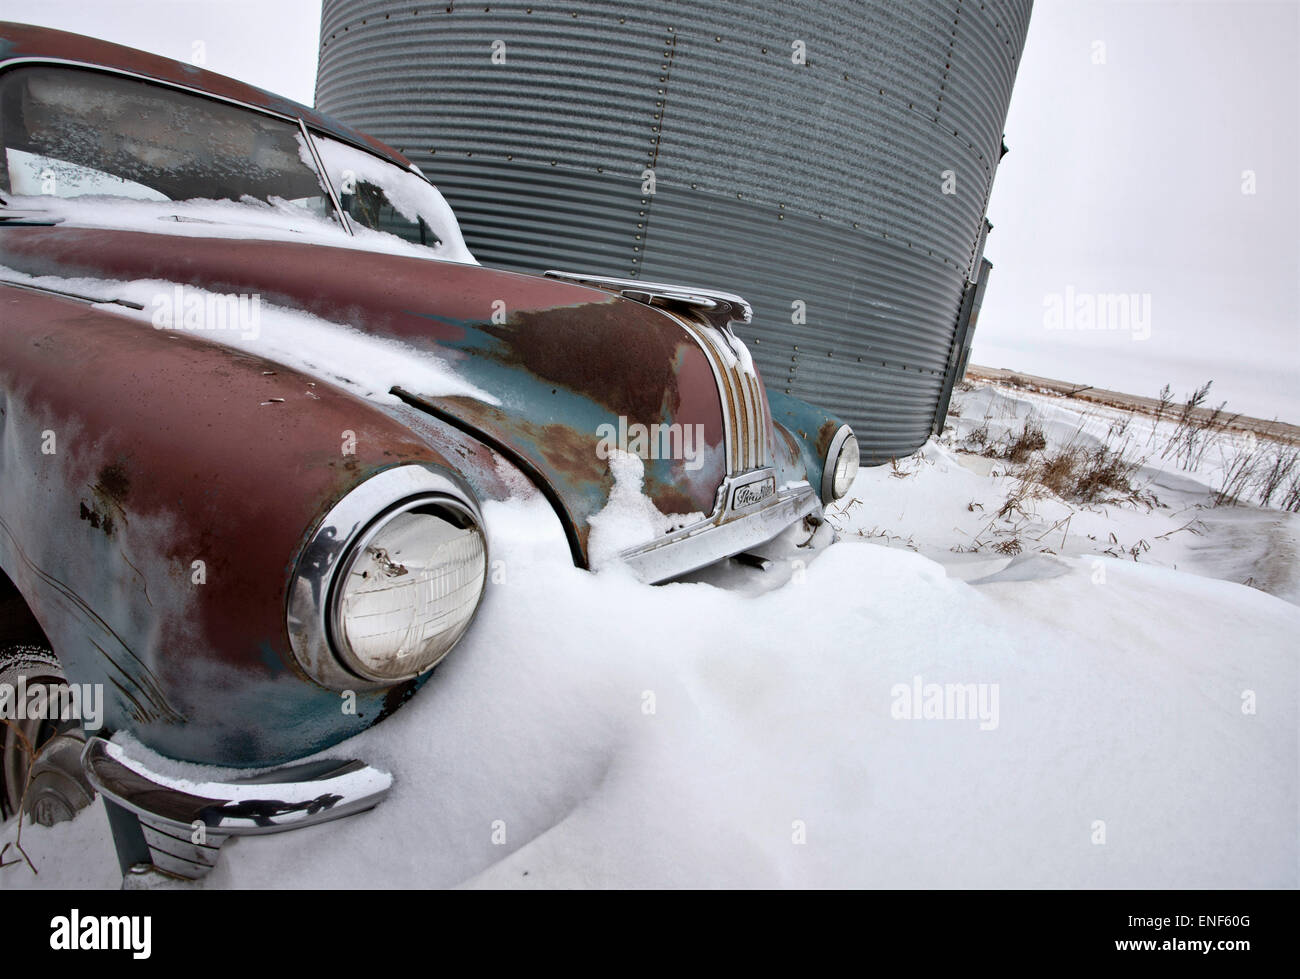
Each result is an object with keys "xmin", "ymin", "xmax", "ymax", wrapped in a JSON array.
[
  {"xmin": 286, "ymin": 464, "xmax": 488, "ymax": 691},
  {"xmin": 328, "ymin": 495, "xmax": 485, "ymax": 683},
  {"xmin": 821, "ymin": 425, "xmax": 860, "ymax": 503}
]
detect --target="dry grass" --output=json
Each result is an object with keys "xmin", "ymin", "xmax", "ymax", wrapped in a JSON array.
[
  {"xmin": 1214, "ymin": 440, "xmax": 1300, "ymax": 510},
  {"xmin": 1158, "ymin": 381, "xmax": 1243, "ymax": 472},
  {"xmin": 1214, "ymin": 444, "xmax": 1259, "ymax": 507},
  {"xmin": 853, "ymin": 526, "xmax": 919, "ymax": 551},
  {"xmin": 1033, "ymin": 450, "xmax": 1080, "ymax": 497},
  {"xmin": 961, "ymin": 423, "xmax": 991, "ymax": 454},
  {"xmin": 1001, "ymin": 419, "xmax": 1048, "ymax": 463},
  {"xmin": 961, "ymin": 416, "xmax": 1047, "ymax": 462},
  {"xmin": 1016, "ymin": 443, "xmax": 1143, "ymax": 505},
  {"xmin": 1257, "ymin": 443, "xmax": 1300, "ymax": 508},
  {"xmin": 953, "ymin": 404, "xmax": 1149, "ymax": 508},
  {"xmin": 1147, "ymin": 383, "xmax": 1175, "ymax": 444},
  {"xmin": 1283, "ymin": 471, "xmax": 1300, "ymax": 512}
]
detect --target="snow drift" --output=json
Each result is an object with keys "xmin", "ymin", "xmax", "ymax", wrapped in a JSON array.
[{"xmin": 2, "ymin": 384, "xmax": 1295, "ymax": 889}]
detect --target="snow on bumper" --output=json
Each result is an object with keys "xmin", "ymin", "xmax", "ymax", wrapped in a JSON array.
[{"xmin": 81, "ymin": 737, "xmax": 391, "ymax": 880}]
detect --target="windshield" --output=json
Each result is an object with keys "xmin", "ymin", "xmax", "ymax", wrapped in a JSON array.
[
  {"xmin": 0, "ymin": 66, "xmax": 334, "ymax": 217},
  {"xmin": 0, "ymin": 64, "xmax": 474, "ymax": 263}
]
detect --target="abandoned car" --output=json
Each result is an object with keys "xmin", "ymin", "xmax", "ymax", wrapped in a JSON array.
[{"xmin": 0, "ymin": 22, "xmax": 859, "ymax": 878}]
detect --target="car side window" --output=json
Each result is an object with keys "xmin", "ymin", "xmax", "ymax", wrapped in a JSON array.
[
  {"xmin": 309, "ymin": 132, "xmax": 475, "ymax": 263},
  {"xmin": 340, "ymin": 171, "xmax": 439, "ymax": 247}
]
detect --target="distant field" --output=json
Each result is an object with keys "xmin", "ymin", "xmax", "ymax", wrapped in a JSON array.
[{"xmin": 966, "ymin": 365, "xmax": 1300, "ymax": 443}]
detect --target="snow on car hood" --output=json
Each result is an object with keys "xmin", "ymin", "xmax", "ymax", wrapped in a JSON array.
[
  {"xmin": 0, "ymin": 264, "xmax": 498, "ymax": 407},
  {"xmin": 0, "ymin": 225, "xmax": 736, "ymax": 562}
]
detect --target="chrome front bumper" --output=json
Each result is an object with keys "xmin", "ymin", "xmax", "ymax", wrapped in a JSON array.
[
  {"xmin": 619, "ymin": 471, "xmax": 825, "ymax": 583},
  {"xmin": 82, "ymin": 737, "xmax": 391, "ymax": 880}
]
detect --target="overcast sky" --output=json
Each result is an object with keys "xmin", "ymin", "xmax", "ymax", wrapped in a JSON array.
[
  {"xmin": 981, "ymin": 0, "xmax": 1299, "ymax": 422},
  {"xmin": 3, "ymin": 0, "xmax": 1297, "ymax": 421}
]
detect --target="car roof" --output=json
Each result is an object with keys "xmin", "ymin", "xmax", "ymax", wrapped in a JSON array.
[{"xmin": 0, "ymin": 21, "xmax": 414, "ymax": 169}]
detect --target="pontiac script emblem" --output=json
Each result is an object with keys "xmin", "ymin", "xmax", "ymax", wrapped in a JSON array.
[{"xmin": 731, "ymin": 476, "xmax": 775, "ymax": 510}]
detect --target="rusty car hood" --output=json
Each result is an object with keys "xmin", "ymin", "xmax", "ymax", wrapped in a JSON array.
[{"xmin": 0, "ymin": 226, "xmax": 730, "ymax": 561}]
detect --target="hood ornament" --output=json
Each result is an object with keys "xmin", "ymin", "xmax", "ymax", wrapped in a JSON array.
[{"xmin": 544, "ymin": 270, "xmax": 752, "ymax": 333}]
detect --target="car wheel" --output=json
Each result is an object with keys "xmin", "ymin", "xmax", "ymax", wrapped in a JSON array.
[{"xmin": 0, "ymin": 645, "xmax": 95, "ymax": 825}]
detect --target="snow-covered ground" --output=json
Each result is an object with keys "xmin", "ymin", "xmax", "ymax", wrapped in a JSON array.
[
  {"xmin": 3, "ymin": 382, "xmax": 1296, "ymax": 889},
  {"xmin": 867, "ymin": 383, "xmax": 1300, "ymax": 605}
]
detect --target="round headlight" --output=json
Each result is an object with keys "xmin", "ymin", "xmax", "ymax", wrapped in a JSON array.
[
  {"xmin": 822, "ymin": 426, "xmax": 860, "ymax": 502},
  {"xmin": 330, "ymin": 500, "xmax": 487, "ymax": 683},
  {"xmin": 287, "ymin": 465, "xmax": 488, "ymax": 691}
]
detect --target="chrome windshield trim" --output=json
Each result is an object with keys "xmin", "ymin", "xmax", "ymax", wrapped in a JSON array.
[
  {"xmin": 298, "ymin": 119, "xmax": 354, "ymax": 236},
  {"xmin": 82, "ymin": 737, "xmax": 392, "ymax": 880},
  {"xmin": 0, "ymin": 56, "xmax": 304, "ymax": 123}
]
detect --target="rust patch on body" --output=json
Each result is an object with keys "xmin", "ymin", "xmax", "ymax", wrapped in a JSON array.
[
  {"xmin": 778, "ymin": 423, "xmax": 801, "ymax": 461},
  {"xmin": 78, "ymin": 500, "xmax": 115, "ymax": 536},
  {"xmin": 95, "ymin": 462, "xmax": 131, "ymax": 504},
  {"xmin": 486, "ymin": 306, "xmax": 687, "ymax": 425},
  {"xmin": 80, "ymin": 460, "xmax": 132, "ymax": 536},
  {"xmin": 641, "ymin": 480, "xmax": 709, "ymax": 520},
  {"xmin": 816, "ymin": 419, "xmax": 840, "ymax": 458}
]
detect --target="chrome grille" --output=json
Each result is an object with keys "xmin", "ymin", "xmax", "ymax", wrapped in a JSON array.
[
  {"xmin": 541, "ymin": 269, "xmax": 770, "ymax": 478},
  {"xmin": 671, "ymin": 313, "xmax": 769, "ymax": 476}
]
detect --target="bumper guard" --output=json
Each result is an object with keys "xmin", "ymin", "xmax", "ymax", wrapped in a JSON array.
[{"xmin": 81, "ymin": 737, "xmax": 391, "ymax": 880}]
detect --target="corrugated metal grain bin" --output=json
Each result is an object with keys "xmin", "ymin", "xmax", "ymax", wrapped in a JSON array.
[{"xmin": 316, "ymin": 0, "xmax": 1032, "ymax": 462}]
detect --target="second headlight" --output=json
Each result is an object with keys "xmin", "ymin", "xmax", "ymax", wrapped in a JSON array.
[{"xmin": 821, "ymin": 425, "xmax": 861, "ymax": 502}]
